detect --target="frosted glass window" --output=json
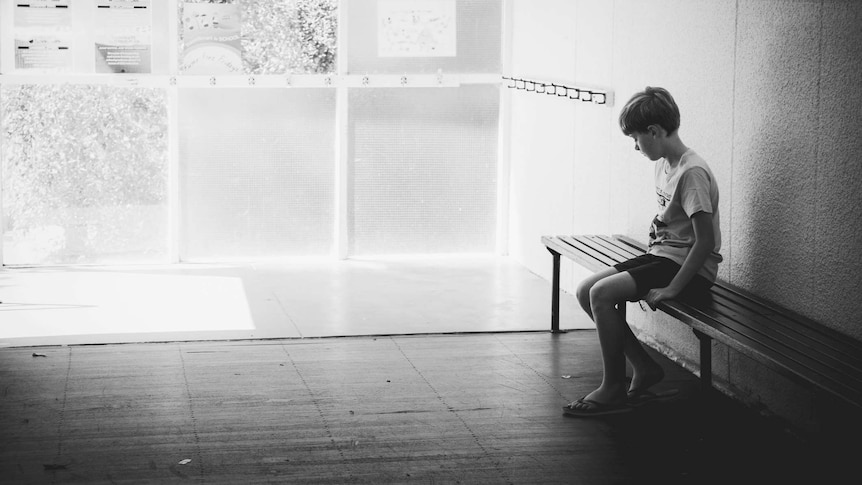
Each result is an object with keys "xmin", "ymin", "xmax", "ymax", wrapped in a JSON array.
[
  {"xmin": 179, "ymin": 88, "xmax": 335, "ymax": 261},
  {"xmin": 349, "ymin": 85, "xmax": 499, "ymax": 255},
  {"xmin": 1, "ymin": 85, "xmax": 169, "ymax": 265},
  {"xmin": 347, "ymin": 0, "xmax": 502, "ymax": 74}
]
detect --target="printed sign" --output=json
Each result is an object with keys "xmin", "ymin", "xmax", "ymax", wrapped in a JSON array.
[
  {"xmin": 180, "ymin": 2, "xmax": 243, "ymax": 74},
  {"xmin": 94, "ymin": 0, "xmax": 153, "ymax": 74},
  {"xmin": 378, "ymin": 0, "xmax": 456, "ymax": 57},
  {"xmin": 14, "ymin": 0, "xmax": 73, "ymax": 71}
]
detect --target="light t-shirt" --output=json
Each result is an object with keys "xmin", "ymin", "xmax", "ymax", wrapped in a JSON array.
[{"xmin": 648, "ymin": 149, "xmax": 723, "ymax": 282}]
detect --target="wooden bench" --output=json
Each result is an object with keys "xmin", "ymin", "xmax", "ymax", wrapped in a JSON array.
[{"xmin": 542, "ymin": 234, "xmax": 862, "ymax": 410}]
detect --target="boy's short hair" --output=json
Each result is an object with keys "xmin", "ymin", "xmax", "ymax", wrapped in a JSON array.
[{"xmin": 619, "ymin": 87, "xmax": 680, "ymax": 136}]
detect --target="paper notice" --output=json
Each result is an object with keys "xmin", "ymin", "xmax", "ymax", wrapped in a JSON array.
[
  {"xmin": 180, "ymin": 2, "xmax": 242, "ymax": 74},
  {"xmin": 378, "ymin": 0, "xmax": 456, "ymax": 57}
]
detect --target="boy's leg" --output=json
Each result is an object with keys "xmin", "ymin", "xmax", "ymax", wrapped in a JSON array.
[
  {"xmin": 577, "ymin": 271, "xmax": 640, "ymax": 405},
  {"xmin": 575, "ymin": 267, "xmax": 619, "ymax": 317},
  {"xmin": 623, "ymin": 327, "xmax": 665, "ymax": 392},
  {"xmin": 575, "ymin": 268, "xmax": 664, "ymax": 394}
]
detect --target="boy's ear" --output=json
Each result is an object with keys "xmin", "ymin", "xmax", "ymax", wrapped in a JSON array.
[{"xmin": 647, "ymin": 124, "xmax": 665, "ymax": 137}]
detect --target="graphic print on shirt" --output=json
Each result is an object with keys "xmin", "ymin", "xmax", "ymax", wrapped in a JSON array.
[
  {"xmin": 649, "ymin": 215, "xmax": 667, "ymax": 246},
  {"xmin": 656, "ymin": 187, "xmax": 672, "ymax": 209},
  {"xmin": 649, "ymin": 187, "xmax": 673, "ymax": 247}
]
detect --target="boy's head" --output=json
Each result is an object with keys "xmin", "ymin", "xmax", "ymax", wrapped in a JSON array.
[{"xmin": 619, "ymin": 87, "xmax": 680, "ymax": 136}]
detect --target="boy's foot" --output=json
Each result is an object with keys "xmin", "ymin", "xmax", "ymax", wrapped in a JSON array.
[
  {"xmin": 628, "ymin": 366, "xmax": 665, "ymax": 394},
  {"xmin": 563, "ymin": 397, "xmax": 632, "ymax": 417},
  {"xmin": 626, "ymin": 388, "xmax": 680, "ymax": 407}
]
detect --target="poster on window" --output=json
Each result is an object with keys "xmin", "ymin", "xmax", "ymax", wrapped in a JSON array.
[
  {"xmin": 180, "ymin": 2, "xmax": 242, "ymax": 74},
  {"xmin": 94, "ymin": 0, "xmax": 152, "ymax": 74},
  {"xmin": 377, "ymin": 0, "xmax": 456, "ymax": 57},
  {"xmin": 13, "ymin": 0, "xmax": 73, "ymax": 71}
]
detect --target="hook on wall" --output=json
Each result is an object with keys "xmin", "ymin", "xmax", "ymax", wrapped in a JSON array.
[{"xmin": 502, "ymin": 75, "xmax": 613, "ymax": 106}]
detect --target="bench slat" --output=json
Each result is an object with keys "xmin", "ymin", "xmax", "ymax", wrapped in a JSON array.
[
  {"xmin": 708, "ymin": 283, "xmax": 862, "ymax": 355},
  {"xmin": 587, "ymin": 235, "xmax": 641, "ymax": 261},
  {"xmin": 660, "ymin": 299, "xmax": 862, "ymax": 406},
  {"xmin": 708, "ymin": 289, "xmax": 862, "ymax": 373},
  {"xmin": 692, "ymin": 296, "xmax": 862, "ymax": 391},
  {"xmin": 562, "ymin": 235, "xmax": 621, "ymax": 268},
  {"xmin": 546, "ymin": 236, "xmax": 617, "ymax": 271}
]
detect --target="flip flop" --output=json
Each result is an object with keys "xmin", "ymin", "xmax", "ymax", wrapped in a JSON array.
[
  {"xmin": 626, "ymin": 388, "xmax": 680, "ymax": 407},
  {"xmin": 562, "ymin": 397, "xmax": 633, "ymax": 417}
]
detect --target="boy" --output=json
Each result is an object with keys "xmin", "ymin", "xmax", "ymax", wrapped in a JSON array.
[{"xmin": 563, "ymin": 87, "xmax": 722, "ymax": 417}]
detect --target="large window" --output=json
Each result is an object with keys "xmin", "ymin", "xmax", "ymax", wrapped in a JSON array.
[
  {"xmin": 349, "ymin": 86, "xmax": 499, "ymax": 255},
  {"xmin": 179, "ymin": 88, "xmax": 336, "ymax": 260},
  {"xmin": 1, "ymin": 85, "xmax": 168, "ymax": 265},
  {"xmin": 0, "ymin": 0, "xmax": 502, "ymax": 265}
]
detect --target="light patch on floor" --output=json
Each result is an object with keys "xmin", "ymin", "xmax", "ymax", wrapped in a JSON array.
[
  {"xmin": 0, "ymin": 257, "xmax": 591, "ymax": 347},
  {"xmin": 0, "ymin": 271, "xmax": 254, "ymax": 340}
]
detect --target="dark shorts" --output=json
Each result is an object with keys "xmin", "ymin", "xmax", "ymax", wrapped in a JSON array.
[{"xmin": 614, "ymin": 254, "xmax": 713, "ymax": 302}]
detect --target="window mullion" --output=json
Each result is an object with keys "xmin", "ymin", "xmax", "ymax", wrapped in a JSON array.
[{"xmin": 334, "ymin": 0, "xmax": 350, "ymax": 259}]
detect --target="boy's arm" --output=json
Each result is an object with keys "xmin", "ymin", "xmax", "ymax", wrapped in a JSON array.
[{"xmin": 644, "ymin": 211, "xmax": 715, "ymax": 310}]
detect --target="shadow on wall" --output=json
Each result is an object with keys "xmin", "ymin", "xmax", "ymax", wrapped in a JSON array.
[
  {"xmin": 730, "ymin": 5, "xmax": 811, "ymax": 324},
  {"xmin": 733, "ymin": 131, "xmax": 817, "ymax": 330}
]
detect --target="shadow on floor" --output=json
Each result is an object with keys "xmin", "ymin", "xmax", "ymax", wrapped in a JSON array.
[{"xmin": 0, "ymin": 331, "xmax": 854, "ymax": 484}]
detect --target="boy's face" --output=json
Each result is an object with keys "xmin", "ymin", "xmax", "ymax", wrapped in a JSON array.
[{"xmin": 629, "ymin": 130, "xmax": 661, "ymax": 161}]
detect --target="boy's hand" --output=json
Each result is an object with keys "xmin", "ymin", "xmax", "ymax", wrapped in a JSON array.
[
  {"xmin": 644, "ymin": 211, "xmax": 714, "ymax": 310},
  {"xmin": 643, "ymin": 287, "xmax": 679, "ymax": 310}
]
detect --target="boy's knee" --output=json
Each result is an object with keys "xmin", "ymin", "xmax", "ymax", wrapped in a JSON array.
[
  {"xmin": 589, "ymin": 281, "xmax": 621, "ymax": 311},
  {"xmin": 575, "ymin": 280, "xmax": 592, "ymax": 304}
]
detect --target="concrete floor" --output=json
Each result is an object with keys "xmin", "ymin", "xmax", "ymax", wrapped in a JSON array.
[{"xmin": 0, "ymin": 256, "xmax": 590, "ymax": 348}]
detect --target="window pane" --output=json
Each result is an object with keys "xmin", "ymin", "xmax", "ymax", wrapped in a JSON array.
[
  {"xmin": 178, "ymin": 88, "xmax": 335, "ymax": 261},
  {"xmin": 179, "ymin": 0, "xmax": 338, "ymax": 74},
  {"xmin": 349, "ymin": 85, "xmax": 499, "ymax": 255},
  {"xmin": 1, "ymin": 85, "xmax": 169, "ymax": 265}
]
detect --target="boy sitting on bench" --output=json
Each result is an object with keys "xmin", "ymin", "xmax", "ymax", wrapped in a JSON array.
[{"xmin": 564, "ymin": 86, "xmax": 723, "ymax": 417}]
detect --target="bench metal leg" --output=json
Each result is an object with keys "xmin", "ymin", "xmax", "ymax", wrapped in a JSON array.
[
  {"xmin": 548, "ymin": 249, "xmax": 561, "ymax": 333},
  {"xmin": 693, "ymin": 329, "xmax": 712, "ymax": 391}
]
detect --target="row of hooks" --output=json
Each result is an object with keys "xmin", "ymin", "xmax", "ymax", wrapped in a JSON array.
[
  {"xmin": 502, "ymin": 76, "xmax": 613, "ymax": 106},
  {"xmin": 156, "ymin": 73, "xmax": 464, "ymax": 88}
]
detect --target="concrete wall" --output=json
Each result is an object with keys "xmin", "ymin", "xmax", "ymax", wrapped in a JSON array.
[{"xmin": 507, "ymin": 0, "xmax": 862, "ymax": 432}]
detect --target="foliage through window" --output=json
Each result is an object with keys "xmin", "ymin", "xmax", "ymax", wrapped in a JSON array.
[
  {"xmin": 1, "ymin": 85, "xmax": 169, "ymax": 264},
  {"xmin": 179, "ymin": 0, "xmax": 338, "ymax": 74}
]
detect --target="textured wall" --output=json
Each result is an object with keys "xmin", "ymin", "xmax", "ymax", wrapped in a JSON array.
[
  {"xmin": 732, "ymin": 1, "xmax": 823, "ymax": 326},
  {"xmin": 731, "ymin": 0, "xmax": 862, "ymax": 339},
  {"xmin": 508, "ymin": 0, "xmax": 862, "ymax": 428},
  {"xmin": 810, "ymin": 1, "xmax": 862, "ymax": 335}
]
